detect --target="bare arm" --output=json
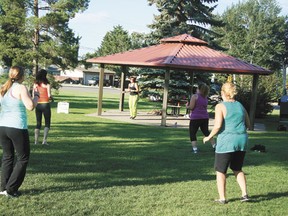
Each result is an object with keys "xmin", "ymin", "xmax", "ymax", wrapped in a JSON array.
[
  {"xmin": 20, "ymin": 85, "xmax": 39, "ymax": 111},
  {"xmin": 203, "ymin": 103, "xmax": 224, "ymax": 142},
  {"xmin": 47, "ymin": 84, "xmax": 52, "ymax": 99},
  {"xmin": 186, "ymin": 94, "xmax": 197, "ymax": 110},
  {"xmin": 244, "ymin": 109, "xmax": 251, "ymax": 130}
]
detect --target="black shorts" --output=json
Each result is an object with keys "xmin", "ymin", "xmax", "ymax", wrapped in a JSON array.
[{"xmin": 214, "ymin": 151, "xmax": 246, "ymax": 174}]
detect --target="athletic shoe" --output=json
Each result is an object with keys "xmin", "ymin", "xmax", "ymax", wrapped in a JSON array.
[
  {"xmin": 0, "ymin": 190, "xmax": 21, "ymax": 198},
  {"xmin": 240, "ymin": 195, "xmax": 249, "ymax": 202},
  {"xmin": 192, "ymin": 148, "xmax": 198, "ymax": 153},
  {"xmin": 214, "ymin": 199, "xmax": 228, "ymax": 204}
]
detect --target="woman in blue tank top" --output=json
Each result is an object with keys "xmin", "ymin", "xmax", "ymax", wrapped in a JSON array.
[
  {"xmin": 203, "ymin": 82, "xmax": 251, "ymax": 204},
  {"xmin": 0, "ymin": 66, "xmax": 39, "ymax": 198}
]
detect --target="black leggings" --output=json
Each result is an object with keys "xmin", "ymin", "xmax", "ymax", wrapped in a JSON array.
[
  {"xmin": 36, "ymin": 103, "xmax": 51, "ymax": 129},
  {"xmin": 0, "ymin": 127, "xmax": 30, "ymax": 193},
  {"xmin": 189, "ymin": 119, "xmax": 210, "ymax": 141}
]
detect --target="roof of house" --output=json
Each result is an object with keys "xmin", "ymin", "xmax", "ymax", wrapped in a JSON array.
[{"xmin": 87, "ymin": 34, "xmax": 272, "ymax": 75}]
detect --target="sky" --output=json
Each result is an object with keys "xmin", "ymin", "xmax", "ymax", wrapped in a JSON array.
[{"xmin": 68, "ymin": 0, "xmax": 288, "ymax": 56}]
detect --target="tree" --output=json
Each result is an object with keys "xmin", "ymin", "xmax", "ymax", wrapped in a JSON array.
[
  {"xmin": 0, "ymin": 0, "xmax": 31, "ymax": 67},
  {"xmin": 97, "ymin": 25, "xmax": 131, "ymax": 57},
  {"xmin": 136, "ymin": 0, "xmax": 223, "ymax": 101},
  {"xmin": 213, "ymin": 0, "xmax": 286, "ymax": 71},
  {"xmin": 0, "ymin": 0, "xmax": 90, "ymax": 73},
  {"xmin": 148, "ymin": 0, "xmax": 223, "ymax": 40},
  {"xmin": 212, "ymin": 0, "xmax": 287, "ymax": 117}
]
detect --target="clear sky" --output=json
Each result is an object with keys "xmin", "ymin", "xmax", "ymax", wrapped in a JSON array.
[{"xmin": 68, "ymin": 0, "xmax": 288, "ymax": 56}]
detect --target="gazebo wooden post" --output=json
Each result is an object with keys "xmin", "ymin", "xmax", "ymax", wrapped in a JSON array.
[
  {"xmin": 97, "ymin": 64, "xmax": 105, "ymax": 115},
  {"xmin": 161, "ymin": 69, "xmax": 170, "ymax": 126},
  {"xmin": 189, "ymin": 71, "xmax": 194, "ymax": 97},
  {"xmin": 119, "ymin": 66, "xmax": 128, "ymax": 111},
  {"xmin": 249, "ymin": 74, "xmax": 259, "ymax": 130}
]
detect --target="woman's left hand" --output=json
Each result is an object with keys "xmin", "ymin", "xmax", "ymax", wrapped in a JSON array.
[{"xmin": 203, "ymin": 137, "xmax": 210, "ymax": 144}]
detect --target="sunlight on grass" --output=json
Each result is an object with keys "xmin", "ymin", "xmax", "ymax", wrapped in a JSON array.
[{"xmin": 0, "ymin": 87, "xmax": 287, "ymax": 215}]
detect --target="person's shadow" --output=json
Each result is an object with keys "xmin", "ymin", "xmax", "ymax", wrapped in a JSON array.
[{"xmin": 228, "ymin": 191, "xmax": 288, "ymax": 203}]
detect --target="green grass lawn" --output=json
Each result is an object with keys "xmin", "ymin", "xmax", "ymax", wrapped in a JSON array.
[{"xmin": 0, "ymin": 87, "xmax": 287, "ymax": 216}]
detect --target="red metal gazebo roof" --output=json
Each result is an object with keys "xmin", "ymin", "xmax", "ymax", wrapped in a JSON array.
[{"xmin": 87, "ymin": 34, "xmax": 272, "ymax": 75}]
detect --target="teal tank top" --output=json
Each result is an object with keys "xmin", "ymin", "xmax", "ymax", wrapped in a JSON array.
[
  {"xmin": 0, "ymin": 83, "xmax": 28, "ymax": 129},
  {"xmin": 216, "ymin": 101, "xmax": 248, "ymax": 153}
]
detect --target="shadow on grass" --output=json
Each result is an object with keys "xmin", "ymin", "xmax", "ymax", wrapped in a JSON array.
[
  {"xmin": 27, "ymin": 119, "xmax": 216, "ymax": 194},
  {"xmin": 13, "ymin": 92, "xmax": 288, "ymax": 197},
  {"xmin": 227, "ymin": 191, "xmax": 288, "ymax": 203},
  {"xmin": 24, "ymin": 115, "xmax": 288, "ymax": 197}
]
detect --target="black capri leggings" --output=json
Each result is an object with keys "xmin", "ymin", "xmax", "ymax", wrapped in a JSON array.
[
  {"xmin": 189, "ymin": 119, "xmax": 210, "ymax": 141},
  {"xmin": 35, "ymin": 103, "xmax": 51, "ymax": 129}
]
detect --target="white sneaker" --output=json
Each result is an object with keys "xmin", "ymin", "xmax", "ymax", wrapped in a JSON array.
[
  {"xmin": 0, "ymin": 190, "xmax": 21, "ymax": 198},
  {"xmin": 192, "ymin": 148, "xmax": 198, "ymax": 153},
  {"xmin": 0, "ymin": 190, "xmax": 7, "ymax": 195}
]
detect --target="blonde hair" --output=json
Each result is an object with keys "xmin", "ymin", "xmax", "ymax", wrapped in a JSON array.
[
  {"xmin": 198, "ymin": 83, "xmax": 210, "ymax": 97},
  {"xmin": 221, "ymin": 82, "xmax": 237, "ymax": 99},
  {"xmin": 1, "ymin": 66, "xmax": 24, "ymax": 96}
]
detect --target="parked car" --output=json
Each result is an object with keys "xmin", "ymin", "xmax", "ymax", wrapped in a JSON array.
[{"xmin": 88, "ymin": 77, "xmax": 98, "ymax": 86}]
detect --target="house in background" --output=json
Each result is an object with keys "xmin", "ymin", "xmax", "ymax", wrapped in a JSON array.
[
  {"xmin": 82, "ymin": 67, "xmax": 116, "ymax": 86},
  {"xmin": 52, "ymin": 65, "xmax": 117, "ymax": 86}
]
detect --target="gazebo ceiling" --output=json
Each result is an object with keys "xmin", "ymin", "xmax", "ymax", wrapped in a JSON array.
[{"xmin": 87, "ymin": 34, "xmax": 272, "ymax": 75}]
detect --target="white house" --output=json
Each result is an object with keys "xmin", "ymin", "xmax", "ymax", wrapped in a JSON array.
[{"xmin": 53, "ymin": 65, "xmax": 117, "ymax": 86}]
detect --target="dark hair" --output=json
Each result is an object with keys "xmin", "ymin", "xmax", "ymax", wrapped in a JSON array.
[
  {"xmin": 35, "ymin": 69, "xmax": 49, "ymax": 85},
  {"xmin": 130, "ymin": 77, "xmax": 136, "ymax": 82},
  {"xmin": 198, "ymin": 83, "xmax": 210, "ymax": 97}
]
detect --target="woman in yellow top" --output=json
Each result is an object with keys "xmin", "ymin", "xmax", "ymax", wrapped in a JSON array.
[{"xmin": 33, "ymin": 69, "xmax": 52, "ymax": 145}]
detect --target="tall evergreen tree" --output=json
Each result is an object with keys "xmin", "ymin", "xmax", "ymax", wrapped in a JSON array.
[
  {"xmin": 0, "ymin": 0, "xmax": 31, "ymax": 67},
  {"xmin": 138, "ymin": 0, "xmax": 222, "ymax": 101},
  {"xmin": 0, "ymin": 0, "xmax": 90, "ymax": 73},
  {"xmin": 97, "ymin": 25, "xmax": 131, "ymax": 57},
  {"xmin": 148, "ymin": 0, "xmax": 222, "ymax": 40}
]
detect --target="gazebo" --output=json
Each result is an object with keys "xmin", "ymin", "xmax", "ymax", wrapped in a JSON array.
[{"xmin": 87, "ymin": 34, "xmax": 272, "ymax": 130}]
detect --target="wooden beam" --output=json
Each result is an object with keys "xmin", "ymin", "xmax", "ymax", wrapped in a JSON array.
[
  {"xmin": 249, "ymin": 74, "xmax": 259, "ymax": 130},
  {"xmin": 189, "ymin": 71, "xmax": 194, "ymax": 97},
  {"xmin": 97, "ymin": 64, "xmax": 105, "ymax": 115},
  {"xmin": 161, "ymin": 69, "xmax": 170, "ymax": 126},
  {"xmin": 119, "ymin": 66, "xmax": 127, "ymax": 111}
]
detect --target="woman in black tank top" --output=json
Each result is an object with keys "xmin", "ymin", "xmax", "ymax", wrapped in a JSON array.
[{"xmin": 127, "ymin": 77, "xmax": 139, "ymax": 119}]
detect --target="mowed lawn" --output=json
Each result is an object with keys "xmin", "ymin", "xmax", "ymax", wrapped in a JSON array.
[{"xmin": 0, "ymin": 86, "xmax": 287, "ymax": 216}]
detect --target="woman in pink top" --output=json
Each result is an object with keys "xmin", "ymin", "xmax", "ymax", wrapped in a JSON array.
[{"xmin": 186, "ymin": 83, "xmax": 215, "ymax": 153}]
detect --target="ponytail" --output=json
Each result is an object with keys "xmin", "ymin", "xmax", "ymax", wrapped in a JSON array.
[{"xmin": 0, "ymin": 66, "xmax": 24, "ymax": 96}]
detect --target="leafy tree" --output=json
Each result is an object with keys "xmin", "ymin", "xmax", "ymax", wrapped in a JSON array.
[
  {"xmin": 213, "ymin": 0, "xmax": 286, "ymax": 71},
  {"xmin": 212, "ymin": 0, "xmax": 287, "ymax": 116}
]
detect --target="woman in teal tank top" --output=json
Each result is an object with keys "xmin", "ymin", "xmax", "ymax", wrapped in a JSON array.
[{"xmin": 203, "ymin": 82, "xmax": 251, "ymax": 204}]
